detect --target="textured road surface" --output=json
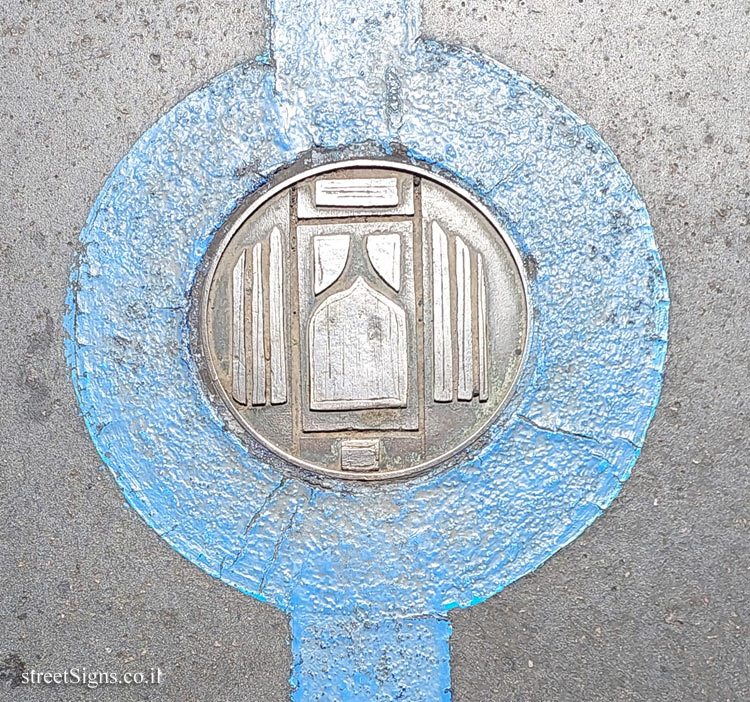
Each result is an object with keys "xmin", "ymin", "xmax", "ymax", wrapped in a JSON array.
[{"xmin": 1, "ymin": 1, "xmax": 748, "ymax": 700}]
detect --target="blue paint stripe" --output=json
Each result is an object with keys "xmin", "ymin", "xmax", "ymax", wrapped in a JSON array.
[{"xmin": 291, "ymin": 612, "xmax": 452, "ymax": 701}]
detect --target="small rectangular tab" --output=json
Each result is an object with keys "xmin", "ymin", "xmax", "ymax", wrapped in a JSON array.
[
  {"xmin": 340, "ymin": 439, "xmax": 381, "ymax": 472},
  {"xmin": 315, "ymin": 177, "xmax": 399, "ymax": 208},
  {"xmin": 297, "ymin": 172, "xmax": 414, "ymax": 219}
]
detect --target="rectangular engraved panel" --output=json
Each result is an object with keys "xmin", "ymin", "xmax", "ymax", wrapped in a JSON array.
[
  {"xmin": 477, "ymin": 254, "xmax": 489, "ymax": 402},
  {"xmin": 431, "ymin": 222, "xmax": 453, "ymax": 402},
  {"xmin": 340, "ymin": 439, "xmax": 381, "ymax": 472},
  {"xmin": 315, "ymin": 177, "xmax": 399, "ymax": 207},
  {"xmin": 269, "ymin": 227, "xmax": 287, "ymax": 405},
  {"xmin": 297, "ymin": 220, "xmax": 419, "ymax": 432},
  {"xmin": 231, "ymin": 250, "xmax": 247, "ymax": 404},
  {"xmin": 251, "ymin": 242, "xmax": 266, "ymax": 406},
  {"xmin": 456, "ymin": 236, "xmax": 473, "ymax": 401},
  {"xmin": 297, "ymin": 170, "xmax": 414, "ymax": 219}
]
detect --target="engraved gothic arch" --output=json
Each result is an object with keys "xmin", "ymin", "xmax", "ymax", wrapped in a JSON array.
[{"xmin": 308, "ymin": 276, "xmax": 408, "ymax": 410}]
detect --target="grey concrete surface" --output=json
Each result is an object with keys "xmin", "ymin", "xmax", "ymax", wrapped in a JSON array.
[{"xmin": 0, "ymin": 1, "xmax": 747, "ymax": 700}]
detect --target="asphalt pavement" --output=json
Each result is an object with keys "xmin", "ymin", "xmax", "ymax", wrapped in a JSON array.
[{"xmin": 1, "ymin": 1, "xmax": 748, "ymax": 700}]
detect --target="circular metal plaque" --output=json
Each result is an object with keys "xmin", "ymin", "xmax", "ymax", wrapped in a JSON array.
[{"xmin": 197, "ymin": 160, "xmax": 528, "ymax": 480}]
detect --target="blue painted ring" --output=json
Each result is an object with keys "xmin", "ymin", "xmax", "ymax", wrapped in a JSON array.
[{"xmin": 66, "ymin": 42, "xmax": 668, "ymax": 617}]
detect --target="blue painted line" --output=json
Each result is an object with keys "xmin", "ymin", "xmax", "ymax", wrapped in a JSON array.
[
  {"xmin": 291, "ymin": 612, "xmax": 451, "ymax": 701},
  {"xmin": 65, "ymin": 0, "xmax": 668, "ymax": 697}
]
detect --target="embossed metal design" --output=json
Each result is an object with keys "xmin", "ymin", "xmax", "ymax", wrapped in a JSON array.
[
  {"xmin": 199, "ymin": 161, "xmax": 528, "ymax": 479},
  {"xmin": 367, "ymin": 233, "xmax": 401, "ymax": 292},
  {"xmin": 250, "ymin": 241, "xmax": 266, "ymax": 406},
  {"xmin": 309, "ymin": 277, "xmax": 408, "ymax": 411},
  {"xmin": 315, "ymin": 177, "xmax": 399, "ymax": 208},
  {"xmin": 313, "ymin": 235, "xmax": 349, "ymax": 294},
  {"xmin": 431, "ymin": 222, "xmax": 453, "ymax": 402},
  {"xmin": 269, "ymin": 227, "xmax": 287, "ymax": 405},
  {"xmin": 231, "ymin": 250, "xmax": 247, "ymax": 404}
]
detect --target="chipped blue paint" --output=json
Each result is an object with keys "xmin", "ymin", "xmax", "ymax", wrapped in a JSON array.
[
  {"xmin": 65, "ymin": 0, "xmax": 668, "ymax": 698},
  {"xmin": 291, "ymin": 613, "xmax": 451, "ymax": 701}
]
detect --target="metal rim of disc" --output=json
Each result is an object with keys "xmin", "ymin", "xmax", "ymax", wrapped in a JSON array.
[{"xmin": 194, "ymin": 158, "xmax": 532, "ymax": 481}]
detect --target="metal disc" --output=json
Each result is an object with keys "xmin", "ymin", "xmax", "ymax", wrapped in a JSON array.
[{"xmin": 197, "ymin": 160, "xmax": 529, "ymax": 479}]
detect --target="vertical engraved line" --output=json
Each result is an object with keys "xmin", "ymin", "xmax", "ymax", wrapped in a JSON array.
[
  {"xmin": 289, "ymin": 188, "xmax": 302, "ymax": 454},
  {"xmin": 413, "ymin": 177, "xmax": 426, "ymax": 455},
  {"xmin": 269, "ymin": 226, "xmax": 287, "ymax": 404},
  {"xmin": 231, "ymin": 250, "xmax": 247, "ymax": 404},
  {"xmin": 251, "ymin": 241, "xmax": 266, "ymax": 406},
  {"xmin": 470, "ymin": 250, "xmax": 480, "ymax": 397},
  {"xmin": 456, "ymin": 236, "xmax": 473, "ymax": 401},
  {"xmin": 431, "ymin": 222, "xmax": 453, "ymax": 401},
  {"xmin": 477, "ymin": 254, "xmax": 489, "ymax": 402},
  {"xmin": 262, "ymin": 236, "xmax": 271, "ymax": 401},
  {"xmin": 448, "ymin": 228, "xmax": 459, "ymax": 399}
]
